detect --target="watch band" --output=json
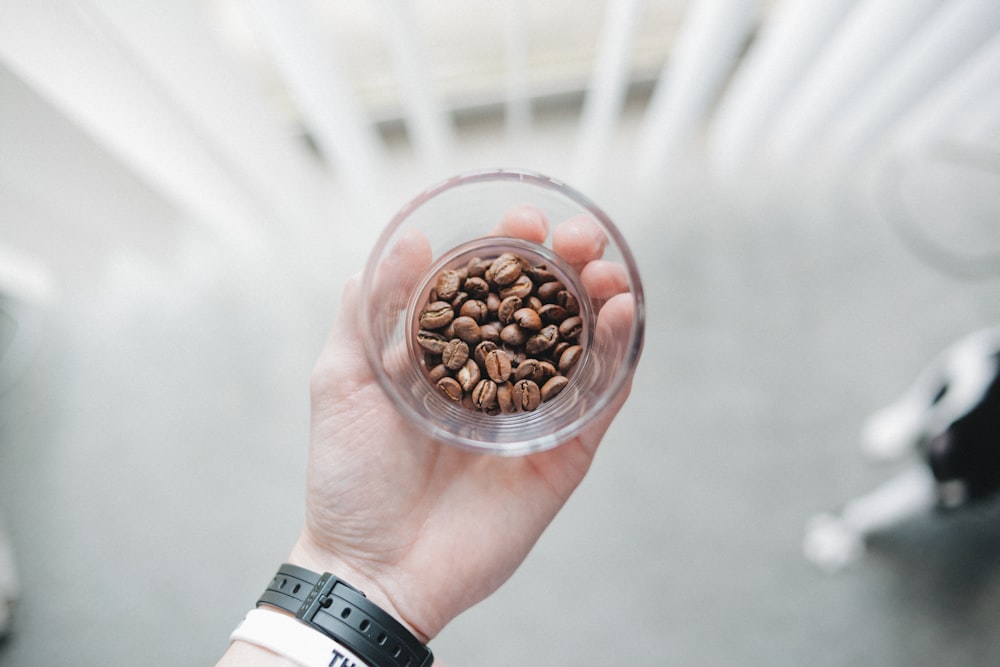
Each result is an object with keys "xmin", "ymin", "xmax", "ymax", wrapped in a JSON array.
[
  {"xmin": 231, "ymin": 607, "xmax": 366, "ymax": 667},
  {"xmin": 257, "ymin": 563, "xmax": 433, "ymax": 667}
]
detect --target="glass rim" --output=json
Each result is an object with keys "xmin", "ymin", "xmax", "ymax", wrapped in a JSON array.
[{"xmin": 359, "ymin": 167, "xmax": 646, "ymax": 455}]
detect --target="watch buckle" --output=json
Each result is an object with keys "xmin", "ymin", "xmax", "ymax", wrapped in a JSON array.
[{"xmin": 295, "ymin": 572, "xmax": 337, "ymax": 623}]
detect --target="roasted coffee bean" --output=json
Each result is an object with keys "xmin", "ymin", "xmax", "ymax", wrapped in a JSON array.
[
  {"xmin": 527, "ymin": 265, "xmax": 557, "ymax": 284},
  {"xmin": 500, "ymin": 323, "xmax": 529, "ymax": 346},
  {"xmin": 558, "ymin": 344, "xmax": 582, "ymax": 372},
  {"xmin": 536, "ymin": 281, "xmax": 565, "ymax": 303},
  {"xmin": 484, "ymin": 348, "xmax": 512, "ymax": 382},
  {"xmin": 463, "ymin": 276, "xmax": 490, "ymax": 300},
  {"xmin": 479, "ymin": 322, "xmax": 501, "ymax": 343},
  {"xmin": 450, "ymin": 291, "xmax": 469, "ymax": 309},
  {"xmin": 552, "ymin": 341, "xmax": 571, "ymax": 361},
  {"xmin": 538, "ymin": 303, "xmax": 567, "ymax": 324},
  {"xmin": 541, "ymin": 375, "xmax": 569, "ymax": 402},
  {"xmin": 496, "ymin": 381, "xmax": 516, "ymax": 413},
  {"xmin": 459, "ymin": 299, "xmax": 489, "ymax": 323},
  {"xmin": 499, "ymin": 274, "xmax": 533, "ymax": 300},
  {"xmin": 512, "ymin": 379, "xmax": 541, "ymax": 412},
  {"xmin": 525, "ymin": 324, "xmax": 559, "ymax": 355},
  {"xmin": 514, "ymin": 358, "xmax": 547, "ymax": 384},
  {"xmin": 457, "ymin": 358, "xmax": 481, "ymax": 392},
  {"xmin": 513, "ymin": 307, "xmax": 542, "ymax": 331},
  {"xmin": 558, "ymin": 316, "xmax": 582, "ymax": 341},
  {"xmin": 452, "ymin": 316, "xmax": 482, "ymax": 344},
  {"xmin": 497, "ymin": 296, "xmax": 522, "ymax": 325},
  {"xmin": 442, "ymin": 339, "xmax": 470, "ymax": 370},
  {"xmin": 436, "ymin": 270, "xmax": 461, "ymax": 301},
  {"xmin": 436, "ymin": 376, "xmax": 463, "ymax": 402},
  {"xmin": 474, "ymin": 340, "xmax": 498, "ymax": 367},
  {"xmin": 489, "ymin": 253, "xmax": 523, "ymax": 286},
  {"xmin": 486, "ymin": 292, "xmax": 500, "ymax": 316},
  {"xmin": 526, "ymin": 296, "xmax": 543, "ymax": 312},
  {"xmin": 472, "ymin": 379, "xmax": 498, "ymax": 409},
  {"xmin": 419, "ymin": 301, "xmax": 455, "ymax": 329},
  {"xmin": 557, "ymin": 290, "xmax": 580, "ymax": 315},
  {"xmin": 417, "ymin": 330, "xmax": 449, "ymax": 354},
  {"xmin": 428, "ymin": 363, "xmax": 450, "ymax": 383},
  {"xmin": 466, "ymin": 256, "xmax": 490, "ymax": 278}
]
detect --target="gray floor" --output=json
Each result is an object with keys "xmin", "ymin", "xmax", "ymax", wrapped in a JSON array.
[{"xmin": 2, "ymin": 146, "xmax": 1000, "ymax": 666}]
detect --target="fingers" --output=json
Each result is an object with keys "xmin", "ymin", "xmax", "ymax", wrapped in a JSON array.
[
  {"xmin": 593, "ymin": 292, "xmax": 636, "ymax": 349},
  {"xmin": 492, "ymin": 204, "xmax": 549, "ymax": 242},
  {"xmin": 372, "ymin": 228, "xmax": 434, "ymax": 306},
  {"xmin": 580, "ymin": 260, "xmax": 629, "ymax": 301},
  {"xmin": 552, "ymin": 215, "xmax": 608, "ymax": 273}
]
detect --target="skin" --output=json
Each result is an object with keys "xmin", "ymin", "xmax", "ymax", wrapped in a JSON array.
[{"xmin": 218, "ymin": 207, "xmax": 637, "ymax": 665}]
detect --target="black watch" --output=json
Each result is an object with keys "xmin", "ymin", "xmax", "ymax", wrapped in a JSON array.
[{"xmin": 257, "ymin": 563, "xmax": 433, "ymax": 667}]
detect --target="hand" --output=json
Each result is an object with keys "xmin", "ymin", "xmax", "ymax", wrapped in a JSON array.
[{"xmin": 288, "ymin": 205, "xmax": 638, "ymax": 642}]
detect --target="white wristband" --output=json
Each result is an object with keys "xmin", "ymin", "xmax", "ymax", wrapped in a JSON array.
[{"xmin": 231, "ymin": 608, "xmax": 369, "ymax": 667}]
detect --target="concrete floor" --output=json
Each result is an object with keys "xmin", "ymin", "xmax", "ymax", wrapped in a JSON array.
[{"xmin": 2, "ymin": 119, "xmax": 1000, "ymax": 666}]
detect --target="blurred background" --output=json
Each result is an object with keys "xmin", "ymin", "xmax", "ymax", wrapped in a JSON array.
[{"xmin": 2, "ymin": 0, "xmax": 1000, "ymax": 664}]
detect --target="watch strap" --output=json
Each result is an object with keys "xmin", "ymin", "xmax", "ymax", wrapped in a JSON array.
[{"xmin": 257, "ymin": 563, "xmax": 433, "ymax": 667}]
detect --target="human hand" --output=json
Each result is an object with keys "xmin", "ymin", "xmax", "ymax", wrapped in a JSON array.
[{"xmin": 288, "ymin": 205, "xmax": 639, "ymax": 642}]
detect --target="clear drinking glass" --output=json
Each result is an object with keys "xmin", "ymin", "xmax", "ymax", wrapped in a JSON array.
[{"xmin": 359, "ymin": 168, "xmax": 645, "ymax": 455}]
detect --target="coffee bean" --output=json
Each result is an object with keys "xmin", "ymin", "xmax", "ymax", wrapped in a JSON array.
[
  {"xmin": 558, "ymin": 316, "xmax": 582, "ymax": 341},
  {"xmin": 489, "ymin": 253, "xmax": 523, "ymax": 286},
  {"xmin": 536, "ymin": 281, "xmax": 565, "ymax": 303},
  {"xmin": 466, "ymin": 256, "xmax": 490, "ymax": 278},
  {"xmin": 463, "ymin": 276, "xmax": 490, "ymax": 300},
  {"xmin": 538, "ymin": 303, "xmax": 567, "ymax": 324},
  {"xmin": 474, "ymin": 340, "xmax": 499, "ymax": 367},
  {"xmin": 558, "ymin": 344, "xmax": 582, "ymax": 372},
  {"xmin": 514, "ymin": 358, "xmax": 550, "ymax": 384},
  {"xmin": 427, "ymin": 364, "xmax": 450, "ymax": 383},
  {"xmin": 541, "ymin": 375, "xmax": 569, "ymax": 402},
  {"xmin": 417, "ymin": 329, "xmax": 449, "ymax": 354},
  {"xmin": 452, "ymin": 316, "xmax": 482, "ymax": 344},
  {"xmin": 436, "ymin": 270, "xmax": 461, "ymax": 301},
  {"xmin": 557, "ymin": 290, "xmax": 580, "ymax": 315},
  {"xmin": 497, "ymin": 296, "xmax": 522, "ymax": 325},
  {"xmin": 537, "ymin": 360, "xmax": 558, "ymax": 380},
  {"xmin": 484, "ymin": 348, "xmax": 512, "ymax": 382},
  {"xmin": 527, "ymin": 265, "xmax": 557, "ymax": 284},
  {"xmin": 512, "ymin": 379, "xmax": 541, "ymax": 411},
  {"xmin": 486, "ymin": 292, "xmax": 500, "ymax": 316},
  {"xmin": 479, "ymin": 322, "xmax": 501, "ymax": 343},
  {"xmin": 499, "ymin": 274, "xmax": 533, "ymax": 300},
  {"xmin": 525, "ymin": 324, "xmax": 559, "ymax": 355},
  {"xmin": 513, "ymin": 307, "xmax": 542, "ymax": 331},
  {"xmin": 496, "ymin": 381, "xmax": 516, "ymax": 413},
  {"xmin": 457, "ymin": 358, "xmax": 481, "ymax": 391},
  {"xmin": 450, "ymin": 291, "xmax": 469, "ymax": 309},
  {"xmin": 526, "ymin": 296, "xmax": 543, "ymax": 312},
  {"xmin": 419, "ymin": 301, "xmax": 455, "ymax": 329},
  {"xmin": 442, "ymin": 339, "xmax": 470, "ymax": 370},
  {"xmin": 500, "ymin": 323, "xmax": 528, "ymax": 346},
  {"xmin": 459, "ymin": 299, "xmax": 489, "ymax": 323},
  {"xmin": 472, "ymin": 379, "xmax": 498, "ymax": 409},
  {"xmin": 436, "ymin": 376, "xmax": 463, "ymax": 402}
]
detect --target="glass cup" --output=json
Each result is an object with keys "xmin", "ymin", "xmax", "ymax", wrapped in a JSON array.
[{"xmin": 359, "ymin": 168, "xmax": 645, "ymax": 455}]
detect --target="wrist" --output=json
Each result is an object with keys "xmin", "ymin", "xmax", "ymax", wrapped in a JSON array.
[{"xmin": 286, "ymin": 534, "xmax": 427, "ymax": 643}]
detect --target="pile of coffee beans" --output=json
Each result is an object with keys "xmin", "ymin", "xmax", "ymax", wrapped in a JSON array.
[{"xmin": 415, "ymin": 251, "xmax": 585, "ymax": 414}]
